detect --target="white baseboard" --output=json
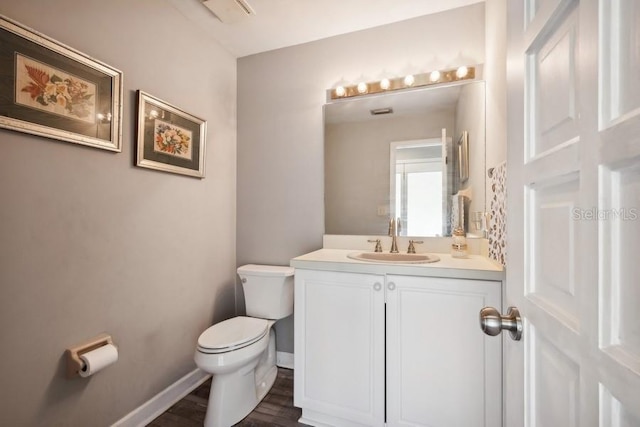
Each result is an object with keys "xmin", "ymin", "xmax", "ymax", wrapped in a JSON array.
[
  {"xmin": 111, "ymin": 368, "xmax": 210, "ymax": 427},
  {"xmin": 276, "ymin": 351, "xmax": 294, "ymax": 369}
]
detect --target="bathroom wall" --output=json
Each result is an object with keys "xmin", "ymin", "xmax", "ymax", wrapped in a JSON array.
[
  {"xmin": 0, "ymin": 1, "xmax": 237, "ymax": 425},
  {"xmin": 485, "ymin": 0, "xmax": 508, "ymax": 188},
  {"xmin": 237, "ymin": 3, "xmax": 486, "ymax": 353}
]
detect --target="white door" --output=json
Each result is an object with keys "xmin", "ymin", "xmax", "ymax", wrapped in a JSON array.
[{"xmin": 504, "ymin": 0, "xmax": 640, "ymax": 425}]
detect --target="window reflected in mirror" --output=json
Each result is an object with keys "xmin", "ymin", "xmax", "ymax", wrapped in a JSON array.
[{"xmin": 390, "ymin": 139, "xmax": 445, "ymax": 236}]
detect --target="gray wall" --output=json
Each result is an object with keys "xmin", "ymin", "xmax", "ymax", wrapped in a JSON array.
[
  {"xmin": 237, "ymin": 3, "xmax": 486, "ymax": 353},
  {"xmin": 0, "ymin": 1, "xmax": 237, "ymax": 425}
]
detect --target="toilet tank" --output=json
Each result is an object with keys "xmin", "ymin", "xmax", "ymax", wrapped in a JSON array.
[{"xmin": 237, "ymin": 264, "xmax": 295, "ymax": 320}]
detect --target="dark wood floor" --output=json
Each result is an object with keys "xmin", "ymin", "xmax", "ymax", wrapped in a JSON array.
[{"xmin": 148, "ymin": 368, "xmax": 309, "ymax": 426}]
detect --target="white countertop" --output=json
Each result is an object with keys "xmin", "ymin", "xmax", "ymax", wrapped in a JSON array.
[{"xmin": 290, "ymin": 248, "xmax": 505, "ymax": 281}]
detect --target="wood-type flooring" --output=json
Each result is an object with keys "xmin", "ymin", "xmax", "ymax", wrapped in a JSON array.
[{"xmin": 148, "ymin": 368, "xmax": 309, "ymax": 427}]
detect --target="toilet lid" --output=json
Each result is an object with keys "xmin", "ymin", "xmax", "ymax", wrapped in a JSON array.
[{"xmin": 197, "ymin": 316, "xmax": 268, "ymax": 353}]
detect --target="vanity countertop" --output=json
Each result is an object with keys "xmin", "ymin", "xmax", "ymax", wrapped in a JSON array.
[{"xmin": 290, "ymin": 248, "xmax": 504, "ymax": 281}]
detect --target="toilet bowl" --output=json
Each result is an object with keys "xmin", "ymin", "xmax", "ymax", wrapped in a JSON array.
[{"xmin": 194, "ymin": 264, "xmax": 294, "ymax": 427}]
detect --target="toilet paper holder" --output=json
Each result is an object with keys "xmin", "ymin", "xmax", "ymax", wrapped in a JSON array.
[{"xmin": 65, "ymin": 333, "xmax": 114, "ymax": 378}]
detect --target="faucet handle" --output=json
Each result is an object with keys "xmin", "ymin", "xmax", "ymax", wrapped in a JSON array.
[
  {"xmin": 407, "ymin": 240, "xmax": 424, "ymax": 254},
  {"xmin": 368, "ymin": 239, "xmax": 383, "ymax": 253}
]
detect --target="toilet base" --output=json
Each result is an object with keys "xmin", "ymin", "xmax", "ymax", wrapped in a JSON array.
[
  {"xmin": 256, "ymin": 364, "xmax": 278, "ymax": 403},
  {"xmin": 204, "ymin": 367, "xmax": 259, "ymax": 427},
  {"xmin": 202, "ymin": 329, "xmax": 278, "ymax": 427}
]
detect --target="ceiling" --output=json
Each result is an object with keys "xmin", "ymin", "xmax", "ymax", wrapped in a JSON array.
[{"xmin": 167, "ymin": 0, "xmax": 485, "ymax": 57}]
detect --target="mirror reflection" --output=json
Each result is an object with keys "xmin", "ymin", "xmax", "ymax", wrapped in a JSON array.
[
  {"xmin": 390, "ymin": 138, "xmax": 445, "ymax": 236},
  {"xmin": 324, "ymin": 81, "xmax": 486, "ymax": 237}
]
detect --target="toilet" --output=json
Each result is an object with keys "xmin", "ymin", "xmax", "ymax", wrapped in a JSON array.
[{"xmin": 194, "ymin": 264, "xmax": 295, "ymax": 427}]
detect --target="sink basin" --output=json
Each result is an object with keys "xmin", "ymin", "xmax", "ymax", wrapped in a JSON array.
[{"xmin": 347, "ymin": 252, "xmax": 440, "ymax": 264}]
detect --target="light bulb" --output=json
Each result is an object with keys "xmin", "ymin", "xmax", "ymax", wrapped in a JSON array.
[
  {"xmin": 149, "ymin": 110, "xmax": 159, "ymax": 118},
  {"xmin": 357, "ymin": 82, "xmax": 368, "ymax": 94},
  {"xmin": 429, "ymin": 70, "xmax": 441, "ymax": 82},
  {"xmin": 335, "ymin": 86, "xmax": 346, "ymax": 97},
  {"xmin": 404, "ymin": 74, "xmax": 415, "ymax": 86},
  {"xmin": 380, "ymin": 78, "xmax": 390, "ymax": 90},
  {"xmin": 456, "ymin": 66, "xmax": 469, "ymax": 78}
]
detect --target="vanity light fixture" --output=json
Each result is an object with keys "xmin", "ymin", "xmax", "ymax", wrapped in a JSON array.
[
  {"xmin": 404, "ymin": 74, "xmax": 415, "ymax": 86},
  {"xmin": 329, "ymin": 65, "xmax": 476, "ymax": 100}
]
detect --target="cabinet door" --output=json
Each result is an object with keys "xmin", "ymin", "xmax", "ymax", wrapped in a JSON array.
[
  {"xmin": 386, "ymin": 275, "xmax": 502, "ymax": 427},
  {"xmin": 294, "ymin": 269, "xmax": 385, "ymax": 427}
]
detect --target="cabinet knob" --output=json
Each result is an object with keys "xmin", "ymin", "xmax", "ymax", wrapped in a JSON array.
[
  {"xmin": 387, "ymin": 282, "xmax": 396, "ymax": 291},
  {"xmin": 373, "ymin": 282, "xmax": 382, "ymax": 291},
  {"xmin": 479, "ymin": 306, "xmax": 522, "ymax": 341}
]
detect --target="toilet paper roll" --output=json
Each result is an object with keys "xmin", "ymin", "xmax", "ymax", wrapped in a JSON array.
[{"xmin": 79, "ymin": 344, "xmax": 118, "ymax": 378}]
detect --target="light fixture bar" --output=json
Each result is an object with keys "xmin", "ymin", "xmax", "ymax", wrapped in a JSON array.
[{"xmin": 330, "ymin": 66, "xmax": 476, "ymax": 100}]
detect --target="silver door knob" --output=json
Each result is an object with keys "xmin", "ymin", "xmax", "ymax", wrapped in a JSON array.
[{"xmin": 479, "ymin": 306, "xmax": 522, "ymax": 341}]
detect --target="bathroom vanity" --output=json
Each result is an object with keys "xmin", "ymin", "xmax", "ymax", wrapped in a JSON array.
[{"xmin": 290, "ymin": 243, "xmax": 504, "ymax": 427}]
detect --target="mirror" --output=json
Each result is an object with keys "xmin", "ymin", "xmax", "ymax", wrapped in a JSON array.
[{"xmin": 324, "ymin": 81, "xmax": 486, "ymax": 237}]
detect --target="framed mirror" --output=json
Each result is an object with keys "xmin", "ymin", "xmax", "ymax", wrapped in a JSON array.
[{"xmin": 324, "ymin": 80, "xmax": 486, "ymax": 237}]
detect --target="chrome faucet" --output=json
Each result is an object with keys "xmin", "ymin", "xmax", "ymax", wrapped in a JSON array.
[{"xmin": 388, "ymin": 217, "xmax": 400, "ymax": 253}]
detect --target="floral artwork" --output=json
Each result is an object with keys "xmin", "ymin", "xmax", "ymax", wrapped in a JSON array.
[
  {"xmin": 153, "ymin": 119, "xmax": 192, "ymax": 160},
  {"xmin": 0, "ymin": 16, "xmax": 122, "ymax": 151},
  {"xmin": 15, "ymin": 54, "xmax": 96, "ymax": 123},
  {"xmin": 136, "ymin": 90, "xmax": 205, "ymax": 178}
]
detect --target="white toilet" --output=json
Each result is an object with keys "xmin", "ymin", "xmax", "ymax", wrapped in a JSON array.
[{"xmin": 194, "ymin": 264, "xmax": 295, "ymax": 427}]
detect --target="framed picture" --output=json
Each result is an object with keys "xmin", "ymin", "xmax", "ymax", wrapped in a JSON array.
[
  {"xmin": 458, "ymin": 130, "xmax": 469, "ymax": 183},
  {"xmin": 136, "ymin": 90, "xmax": 206, "ymax": 178},
  {"xmin": 0, "ymin": 15, "xmax": 123, "ymax": 151}
]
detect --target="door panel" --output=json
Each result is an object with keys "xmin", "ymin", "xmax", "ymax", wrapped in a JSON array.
[
  {"xmin": 599, "ymin": 0, "xmax": 640, "ymax": 128},
  {"xmin": 600, "ymin": 162, "xmax": 640, "ymax": 375},
  {"xmin": 527, "ymin": 324, "xmax": 580, "ymax": 427},
  {"xmin": 526, "ymin": 173, "xmax": 581, "ymax": 330},
  {"xmin": 527, "ymin": 5, "xmax": 579, "ymax": 157}
]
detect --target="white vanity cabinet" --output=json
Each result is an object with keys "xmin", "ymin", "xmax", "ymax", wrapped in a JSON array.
[
  {"xmin": 385, "ymin": 274, "xmax": 502, "ymax": 427},
  {"xmin": 294, "ymin": 269, "xmax": 386, "ymax": 426},
  {"xmin": 293, "ymin": 267, "xmax": 502, "ymax": 427}
]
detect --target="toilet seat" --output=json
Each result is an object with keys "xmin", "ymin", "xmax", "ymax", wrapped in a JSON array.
[{"xmin": 197, "ymin": 316, "xmax": 269, "ymax": 354}]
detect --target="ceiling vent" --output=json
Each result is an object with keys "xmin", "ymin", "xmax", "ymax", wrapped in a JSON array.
[
  {"xmin": 370, "ymin": 107, "xmax": 394, "ymax": 116},
  {"xmin": 203, "ymin": 0, "xmax": 256, "ymax": 24}
]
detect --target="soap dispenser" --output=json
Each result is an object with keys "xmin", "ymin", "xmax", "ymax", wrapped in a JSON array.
[{"xmin": 451, "ymin": 227, "xmax": 468, "ymax": 258}]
